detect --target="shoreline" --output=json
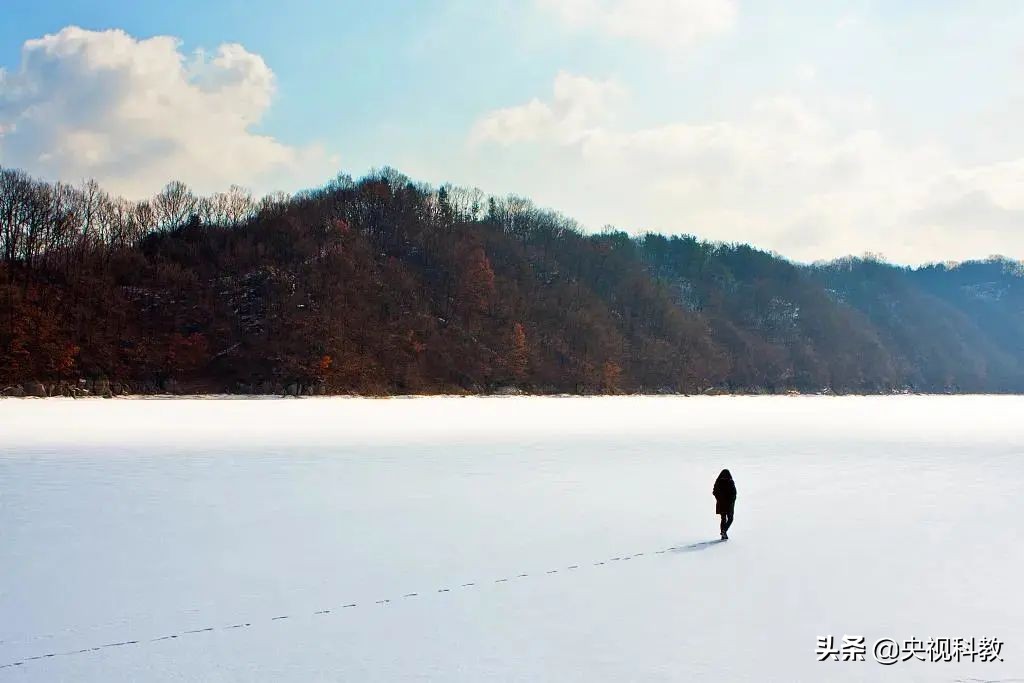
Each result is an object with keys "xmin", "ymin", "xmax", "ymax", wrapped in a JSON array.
[{"xmin": 2, "ymin": 390, "xmax": 1019, "ymax": 400}]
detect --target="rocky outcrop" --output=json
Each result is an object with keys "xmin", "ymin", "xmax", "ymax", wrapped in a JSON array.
[
  {"xmin": 93, "ymin": 378, "xmax": 112, "ymax": 397},
  {"xmin": 0, "ymin": 377, "xmax": 331, "ymax": 398}
]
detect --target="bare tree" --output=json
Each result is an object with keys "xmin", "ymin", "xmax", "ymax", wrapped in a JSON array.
[
  {"xmin": 153, "ymin": 180, "xmax": 198, "ymax": 231},
  {"xmin": 130, "ymin": 199, "xmax": 156, "ymax": 242},
  {"xmin": 0, "ymin": 168, "xmax": 33, "ymax": 266},
  {"xmin": 224, "ymin": 185, "xmax": 255, "ymax": 227}
]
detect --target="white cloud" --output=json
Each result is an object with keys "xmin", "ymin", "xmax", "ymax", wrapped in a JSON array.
[
  {"xmin": 0, "ymin": 26, "xmax": 337, "ymax": 198},
  {"xmin": 468, "ymin": 73, "xmax": 1024, "ymax": 263},
  {"xmin": 539, "ymin": 0, "xmax": 736, "ymax": 51},
  {"xmin": 469, "ymin": 71, "xmax": 623, "ymax": 146}
]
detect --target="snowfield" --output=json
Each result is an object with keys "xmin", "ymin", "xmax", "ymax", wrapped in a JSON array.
[{"xmin": 1, "ymin": 395, "xmax": 1022, "ymax": 681}]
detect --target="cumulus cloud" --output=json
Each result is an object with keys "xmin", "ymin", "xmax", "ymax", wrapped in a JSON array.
[
  {"xmin": 538, "ymin": 0, "xmax": 737, "ymax": 51},
  {"xmin": 468, "ymin": 72, "xmax": 1024, "ymax": 263},
  {"xmin": 0, "ymin": 26, "xmax": 337, "ymax": 197},
  {"xmin": 469, "ymin": 71, "xmax": 623, "ymax": 146}
]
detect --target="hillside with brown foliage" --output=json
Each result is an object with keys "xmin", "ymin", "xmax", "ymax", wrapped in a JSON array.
[{"xmin": 2, "ymin": 167, "xmax": 1023, "ymax": 395}]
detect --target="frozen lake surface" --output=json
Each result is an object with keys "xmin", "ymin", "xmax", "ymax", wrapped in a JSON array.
[{"xmin": 1, "ymin": 395, "xmax": 1022, "ymax": 681}]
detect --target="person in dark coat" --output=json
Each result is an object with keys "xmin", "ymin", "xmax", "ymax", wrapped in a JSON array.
[{"xmin": 713, "ymin": 469, "xmax": 737, "ymax": 540}]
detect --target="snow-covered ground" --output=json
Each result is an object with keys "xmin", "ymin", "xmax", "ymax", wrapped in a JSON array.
[{"xmin": 1, "ymin": 395, "xmax": 1022, "ymax": 681}]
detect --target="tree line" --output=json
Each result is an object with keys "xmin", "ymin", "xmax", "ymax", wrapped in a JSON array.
[{"xmin": 2, "ymin": 165, "xmax": 1022, "ymax": 395}]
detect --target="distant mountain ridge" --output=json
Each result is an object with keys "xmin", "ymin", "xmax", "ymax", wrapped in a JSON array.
[{"xmin": 2, "ymin": 166, "xmax": 1022, "ymax": 395}]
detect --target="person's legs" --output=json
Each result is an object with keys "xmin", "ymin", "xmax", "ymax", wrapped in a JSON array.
[
  {"xmin": 724, "ymin": 510, "xmax": 734, "ymax": 533},
  {"xmin": 719, "ymin": 513, "xmax": 728, "ymax": 538}
]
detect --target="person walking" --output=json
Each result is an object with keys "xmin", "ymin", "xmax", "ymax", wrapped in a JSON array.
[{"xmin": 713, "ymin": 469, "xmax": 736, "ymax": 540}]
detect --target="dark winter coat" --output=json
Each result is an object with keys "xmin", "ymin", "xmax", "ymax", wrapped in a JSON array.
[{"xmin": 713, "ymin": 470, "xmax": 736, "ymax": 514}]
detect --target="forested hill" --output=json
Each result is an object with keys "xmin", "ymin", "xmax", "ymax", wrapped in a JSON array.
[{"xmin": 2, "ymin": 166, "xmax": 1023, "ymax": 396}]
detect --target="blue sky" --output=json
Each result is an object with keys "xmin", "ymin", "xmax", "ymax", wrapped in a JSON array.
[{"xmin": 2, "ymin": 0, "xmax": 1024, "ymax": 262}]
